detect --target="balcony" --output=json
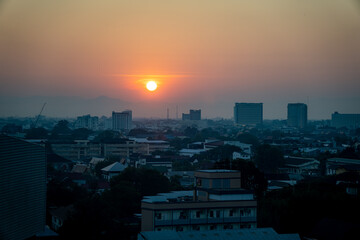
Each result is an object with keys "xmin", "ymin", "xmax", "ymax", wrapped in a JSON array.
[
  {"xmin": 154, "ymin": 219, "xmax": 172, "ymax": 226},
  {"xmin": 172, "ymin": 219, "xmax": 190, "ymax": 225},
  {"xmin": 190, "ymin": 218, "xmax": 207, "ymax": 224},
  {"xmin": 223, "ymin": 217, "xmax": 241, "ymax": 223},
  {"xmin": 241, "ymin": 216, "xmax": 257, "ymax": 222},
  {"xmin": 207, "ymin": 218, "xmax": 223, "ymax": 224}
]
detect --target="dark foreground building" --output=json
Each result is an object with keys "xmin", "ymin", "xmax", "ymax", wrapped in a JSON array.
[{"xmin": 0, "ymin": 135, "xmax": 46, "ymax": 240}]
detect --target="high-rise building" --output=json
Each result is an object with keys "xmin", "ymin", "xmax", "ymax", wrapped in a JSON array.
[
  {"xmin": 112, "ymin": 110, "xmax": 132, "ymax": 132},
  {"xmin": 0, "ymin": 135, "xmax": 46, "ymax": 240},
  {"xmin": 182, "ymin": 109, "xmax": 201, "ymax": 121},
  {"xmin": 331, "ymin": 112, "xmax": 360, "ymax": 129},
  {"xmin": 75, "ymin": 114, "xmax": 99, "ymax": 130},
  {"xmin": 287, "ymin": 103, "xmax": 307, "ymax": 128},
  {"xmin": 234, "ymin": 103, "xmax": 263, "ymax": 125},
  {"xmin": 141, "ymin": 170, "xmax": 257, "ymax": 232},
  {"xmin": 190, "ymin": 109, "xmax": 201, "ymax": 120}
]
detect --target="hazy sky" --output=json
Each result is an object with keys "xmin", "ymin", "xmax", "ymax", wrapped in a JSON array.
[{"xmin": 0, "ymin": 0, "xmax": 360, "ymax": 119}]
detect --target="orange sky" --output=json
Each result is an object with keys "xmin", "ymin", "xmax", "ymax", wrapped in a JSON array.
[{"xmin": 0, "ymin": 0, "xmax": 360, "ymax": 118}]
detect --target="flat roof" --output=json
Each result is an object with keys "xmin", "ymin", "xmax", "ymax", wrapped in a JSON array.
[
  {"xmin": 138, "ymin": 228, "xmax": 300, "ymax": 240},
  {"xmin": 196, "ymin": 169, "xmax": 239, "ymax": 173},
  {"xmin": 142, "ymin": 191, "xmax": 193, "ymax": 203}
]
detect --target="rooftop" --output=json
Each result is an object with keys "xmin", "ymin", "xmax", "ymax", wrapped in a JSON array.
[
  {"xmin": 284, "ymin": 157, "xmax": 319, "ymax": 167},
  {"xmin": 197, "ymin": 169, "xmax": 238, "ymax": 173},
  {"xmin": 101, "ymin": 161, "xmax": 128, "ymax": 172},
  {"xmin": 142, "ymin": 191, "xmax": 193, "ymax": 203},
  {"xmin": 138, "ymin": 228, "xmax": 300, "ymax": 240}
]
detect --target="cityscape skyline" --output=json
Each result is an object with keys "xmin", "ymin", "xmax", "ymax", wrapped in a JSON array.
[
  {"xmin": 1, "ymin": 1, "xmax": 360, "ymax": 120},
  {"xmin": 0, "ymin": 95, "xmax": 359, "ymax": 120},
  {"xmin": 1, "ymin": 1, "xmax": 360, "ymax": 239}
]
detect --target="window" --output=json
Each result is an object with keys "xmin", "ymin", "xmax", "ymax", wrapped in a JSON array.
[
  {"xmin": 155, "ymin": 212, "xmax": 162, "ymax": 220},
  {"xmin": 216, "ymin": 210, "xmax": 220, "ymax": 218},
  {"xmin": 209, "ymin": 225, "xmax": 216, "ymax": 230},
  {"xmin": 196, "ymin": 211, "xmax": 201, "ymax": 218},
  {"xmin": 209, "ymin": 210, "xmax": 214, "ymax": 218},
  {"xmin": 240, "ymin": 208, "xmax": 251, "ymax": 217},
  {"xmin": 179, "ymin": 211, "xmax": 188, "ymax": 219},
  {"xmin": 229, "ymin": 210, "xmax": 234, "ymax": 217}
]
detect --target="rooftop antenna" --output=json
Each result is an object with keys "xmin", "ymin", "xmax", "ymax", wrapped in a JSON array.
[
  {"xmin": 176, "ymin": 105, "xmax": 178, "ymax": 119},
  {"xmin": 167, "ymin": 108, "xmax": 169, "ymax": 120},
  {"xmin": 32, "ymin": 102, "xmax": 46, "ymax": 128}
]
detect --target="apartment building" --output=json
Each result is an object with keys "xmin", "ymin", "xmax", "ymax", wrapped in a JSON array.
[
  {"xmin": 141, "ymin": 170, "xmax": 257, "ymax": 232},
  {"xmin": 51, "ymin": 139, "xmax": 150, "ymax": 161},
  {"xmin": 234, "ymin": 103, "xmax": 263, "ymax": 126}
]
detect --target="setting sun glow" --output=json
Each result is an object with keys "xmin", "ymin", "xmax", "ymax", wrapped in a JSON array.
[{"xmin": 146, "ymin": 81, "xmax": 157, "ymax": 91}]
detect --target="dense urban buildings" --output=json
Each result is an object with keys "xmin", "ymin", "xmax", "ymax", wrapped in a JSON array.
[
  {"xmin": 75, "ymin": 114, "xmax": 99, "ymax": 130},
  {"xmin": 331, "ymin": 112, "xmax": 360, "ymax": 129},
  {"xmin": 0, "ymin": 135, "xmax": 46, "ymax": 240},
  {"xmin": 234, "ymin": 103, "xmax": 263, "ymax": 126},
  {"xmin": 141, "ymin": 170, "xmax": 257, "ymax": 232},
  {"xmin": 182, "ymin": 109, "xmax": 201, "ymax": 121},
  {"xmin": 287, "ymin": 103, "xmax": 308, "ymax": 128},
  {"xmin": 50, "ymin": 139, "xmax": 170, "ymax": 161},
  {"xmin": 112, "ymin": 110, "xmax": 132, "ymax": 132}
]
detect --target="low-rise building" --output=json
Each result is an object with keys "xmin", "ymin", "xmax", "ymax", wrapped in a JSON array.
[
  {"xmin": 281, "ymin": 157, "xmax": 320, "ymax": 175},
  {"xmin": 101, "ymin": 161, "xmax": 128, "ymax": 181},
  {"xmin": 326, "ymin": 158, "xmax": 360, "ymax": 175},
  {"xmin": 51, "ymin": 139, "xmax": 151, "ymax": 161},
  {"xmin": 141, "ymin": 170, "xmax": 257, "ymax": 232},
  {"xmin": 130, "ymin": 138, "xmax": 170, "ymax": 153}
]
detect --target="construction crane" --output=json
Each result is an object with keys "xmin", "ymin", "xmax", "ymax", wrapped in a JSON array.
[{"xmin": 32, "ymin": 103, "xmax": 46, "ymax": 128}]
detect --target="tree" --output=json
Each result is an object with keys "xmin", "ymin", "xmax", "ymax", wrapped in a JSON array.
[
  {"xmin": 1, "ymin": 124, "xmax": 22, "ymax": 134},
  {"xmin": 128, "ymin": 128, "xmax": 150, "ymax": 137},
  {"xmin": 193, "ymin": 145, "xmax": 242, "ymax": 162},
  {"xmin": 51, "ymin": 120, "xmax": 72, "ymax": 139},
  {"xmin": 254, "ymin": 144, "xmax": 284, "ymax": 173},
  {"xmin": 184, "ymin": 127, "xmax": 199, "ymax": 138},
  {"xmin": 232, "ymin": 159, "xmax": 267, "ymax": 198},
  {"xmin": 170, "ymin": 175, "xmax": 184, "ymax": 190},
  {"xmin": 258, "ymin": 178, "xmax": 359, "ymax": 236},
  {"xmin": 213, "ymin": 159, "xmax": 267, "ymax": 198},
  {"xmin": 59, "ymin": 195, "xmax": 112, "ymax": 240},
  {"xmin": 25, "ymin": 127, "xmax": 48, "ymax": 139},
  {"xmin": 93, "ymin": 130, "xmax": 118, "ymax": 142},
  {"xmin": 339, "ymin": 147, "xmax": 359, "ymax": 159},
  {"xmin": 102, "ymin": 182, "xmax": 141, "ymax": 217},
  {"xmin": 110, "ymin": 167, "xmax": 171, "ymax": 197},
  {"xmin": 72, "ymin": 128, "xmax": 93, "ymax": 140},
  {"xmin": 236, "ymin": 133, "xmax": 259, "ymax": 146}
]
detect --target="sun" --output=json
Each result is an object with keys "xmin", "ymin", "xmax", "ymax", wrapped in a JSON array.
[{"xmin": 146, "ymin": 81, "xmax": 157, "ymax": 91}]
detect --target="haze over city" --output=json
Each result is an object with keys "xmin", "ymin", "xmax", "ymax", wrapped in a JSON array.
[
  {"xmin": 1, "ymin": 0, "xmax": 360, "ymax": 119},
  {"xmin": 2, "ymin": 1, "xmax": 360, "ymax": 240}
]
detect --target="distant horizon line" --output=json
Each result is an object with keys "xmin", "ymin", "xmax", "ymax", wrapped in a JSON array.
[{"xmin": 0, "ymin": 115, "xmax": 333, "ymax": 122}]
